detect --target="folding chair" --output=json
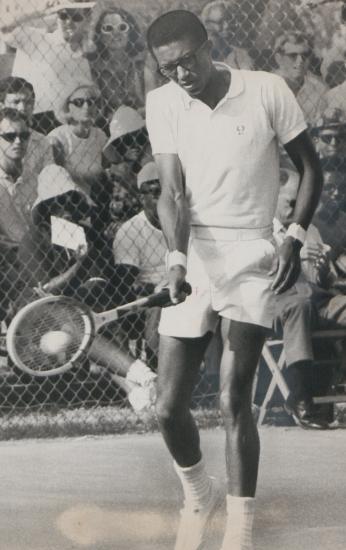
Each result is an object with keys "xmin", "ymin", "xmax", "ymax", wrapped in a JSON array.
[{"xmin": 257, "ymin": 328, "xmax": 346, "ymax": 426}]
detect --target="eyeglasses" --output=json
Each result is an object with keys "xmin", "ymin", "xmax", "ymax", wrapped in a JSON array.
[
  {"xmin": 0, "ymin": 131, "xmax": 31, "ymax": 143},
  {"xmin": 58, "ymin": 10, "xmax": 90, "ymax": 23},
  {"xmin": 319, "ymin": 133, "xmax": 346, "ymax": 145},
  {"xmin": 158, "ymin": 41, "xmax": 207, "ymax": 78},
  {"xmin": 68, "ymin": 97, "xmax": 99, "ymax": 108},
  {"xmin": 101, "ymin": 22, "xmax": 130, "ymax": 34}
]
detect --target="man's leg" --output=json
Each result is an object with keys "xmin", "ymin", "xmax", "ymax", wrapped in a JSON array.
[
  {"xmin": 219, "ymin": 318, "xmax": 265, "ymax": 550},
  {"xmin": 157, "ymin": 333, "xmax": 222, "ymax": 550}
]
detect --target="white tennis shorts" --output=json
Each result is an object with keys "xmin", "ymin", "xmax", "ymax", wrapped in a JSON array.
[{"xmin": 159, "ymin": 225, "xmax": 277, "ymax": 338}]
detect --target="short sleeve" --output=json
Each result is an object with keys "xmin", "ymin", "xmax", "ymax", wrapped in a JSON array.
[
  {"xmin": 146, "ymin": 88, "xmax": 178, "ymax": 155},
  {"xmin": 113, "ymin": 221, "xmax": 140, "ymax": 268},
  {"xmin": 4, "ymin": 26, "xmax": 43, "ymax": 56},
  {"xmin": 263, "ymin": 74, "xmax": 307, "ymax": 145}
]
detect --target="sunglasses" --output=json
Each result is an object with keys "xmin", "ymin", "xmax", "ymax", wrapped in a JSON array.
[
  {"xmin": 101, "ymin": 22, "xmax": 130, "ymax": 34},
  {"xmin": 58, "ymin": 10, "xmax": 90, "ymax": 22},
  {"xmin": 68, "ymin": 97, "xmax": 99, "ymax": 108},
  {"xmin": 320, "ymin": 133, "xmax": 346, "ymax": 144},
  {"xmin": 0, "ymin": 131, "xmax": 31, "ymax": 143}
]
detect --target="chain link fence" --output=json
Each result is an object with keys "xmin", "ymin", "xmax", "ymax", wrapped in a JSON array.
[{"xmin": 0, "ymin": 0, "xmax": 345, "ymax": 438}]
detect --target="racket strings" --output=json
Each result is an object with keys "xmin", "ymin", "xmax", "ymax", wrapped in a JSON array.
[{"xmin": 12, "ymin": 301, "xmax": 90, "ymax": 373}]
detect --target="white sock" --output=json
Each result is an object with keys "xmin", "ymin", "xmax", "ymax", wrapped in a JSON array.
[
  {"xmin": 220, "ymin": 495, "xmax": 255, "ymax": 550},
  {"xmin": 126, "ymin": 359, "xmax": 157, "ymax": 386},
  {"xmin": 174, "ymin": 458, "xmax": 213, "ymax": 510}
]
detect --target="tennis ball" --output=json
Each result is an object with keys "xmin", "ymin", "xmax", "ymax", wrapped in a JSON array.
[{"xmin": 40, "ymin": 330, "xmax": 72, "ymax": 355}]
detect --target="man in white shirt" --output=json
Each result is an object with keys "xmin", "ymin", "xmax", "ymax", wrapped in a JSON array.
[{"xmin": 145, "ymin": 10, "xmax": 323, "ymax": 550}]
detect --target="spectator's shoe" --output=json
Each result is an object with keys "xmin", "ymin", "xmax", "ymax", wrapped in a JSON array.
[
  {"xmin": 285, "ymin": 397, "xmax": 329, "ymax": 429},
  {"xmin": 174, "ymin": 478, "xmax": 224, "ymax": 550}
]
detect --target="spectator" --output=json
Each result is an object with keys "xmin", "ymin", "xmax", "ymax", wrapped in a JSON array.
[
  {"xmin": 103, "ymin": 105, "xmax": 152, "ymax": 195},
  {"xmin": 48, "ymin": 79, "xmax": 108, "ymax": 200},
  {"xmin": 0, "ymin": 1, "xmax": 94, "ymax": 134},
  {"xmin": 0, "ymin": 108, "xmax": 31, "ymax": 322},
  {"xmin": 321, "ymin": 57, "xmax": 346, "ymax": 121},
  {"xmin": 200, "ymin": 0, "xmax": 254, "ymax": 69},
  {"xmin": 312, "ymin": 106, "xmax": 346, "ymax": 167},
  {"xmin": 0, "ymin": 76, "xmax": 54, "ymax": 217},
  {"xmin": 113, "ymin": 162, "xmax": 167, "ymax": 366},
  {"xmin": 273, "ymin": 31, "xmax": 328, "ymax": 125},
  {"xmin": 273, "ymin": 176, "xmax": 346, "ymax": 428},
  {"xmin": 84, "ymin": 0, "xmax": 146, "ymax": 127},
  {"xmin": 16, "ymin": 164, "xmax": 157, "ymax": 413}
]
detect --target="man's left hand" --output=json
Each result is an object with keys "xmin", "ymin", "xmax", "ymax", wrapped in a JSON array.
[{"xmin": 269, "ymin": 237, "xmax": 302, "ymax": 294}]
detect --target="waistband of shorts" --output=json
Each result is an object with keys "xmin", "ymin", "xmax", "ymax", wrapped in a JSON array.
[{"xmin": 190, "ymin": 225, "xmax": 273, "ymax": 241}]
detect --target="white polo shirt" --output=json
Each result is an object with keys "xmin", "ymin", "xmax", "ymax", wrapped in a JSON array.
[{"xmin": 146, "ymin": 65, "xmax": 307, "ymax": 230}]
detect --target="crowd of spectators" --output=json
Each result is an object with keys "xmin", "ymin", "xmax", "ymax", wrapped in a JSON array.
[{"xmin": 0, "ymin": 0, "xmax": 346, "ymax": 421}]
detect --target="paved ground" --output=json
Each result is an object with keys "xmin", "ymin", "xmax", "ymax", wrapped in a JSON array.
[{"xmin": 0, "ymin": 426, "xmax": 345, "ymax": 550}]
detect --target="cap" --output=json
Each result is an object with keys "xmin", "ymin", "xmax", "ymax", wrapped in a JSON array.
[
  {"xmin": 103, "ymin": 106, "xmax": 145, "ymax": 163},
  {"xmin": 137, "ymin": 162, "xmax": 159, "ymax": 189}
]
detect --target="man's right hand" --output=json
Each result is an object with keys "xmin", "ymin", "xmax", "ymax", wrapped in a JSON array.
[{"xmin": 168, "ymin": 265, "xmax": 189, "ymax": 304}]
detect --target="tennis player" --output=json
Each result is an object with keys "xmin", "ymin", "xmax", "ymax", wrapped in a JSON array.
[{"xmin": 145, "ymin": 10, "xmax": 323, "ymax": 550}]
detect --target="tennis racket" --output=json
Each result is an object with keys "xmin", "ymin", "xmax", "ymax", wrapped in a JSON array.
[{"xmin": 6, "ymin": 283, "xmax": 191, "ymax": 377}]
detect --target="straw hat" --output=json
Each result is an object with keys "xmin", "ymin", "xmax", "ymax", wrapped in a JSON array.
[
  {"xmin": 103, "ymin": 106, "xmax": 146, "ymax": 163},
  {"xmin": 49, "ymin": 1, "xmax": 96, "ymax": 13},
  {"xmin": 34, "ymin": 165, "xmax": 94, "ymax": 207}
]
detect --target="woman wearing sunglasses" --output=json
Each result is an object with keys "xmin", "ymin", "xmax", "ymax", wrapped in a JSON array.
[
  {"xmin": 0, "ymin": 1, "xmax": 95, "ymax": 135},
  {"xmin": 83, "ymin": 1, "xmax": 146, "ymax": 129}
]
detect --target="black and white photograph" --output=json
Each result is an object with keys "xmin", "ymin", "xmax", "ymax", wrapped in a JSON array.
[{"xmin": 0, "ymin": 1, "xmax": 346, "ymax": 549}]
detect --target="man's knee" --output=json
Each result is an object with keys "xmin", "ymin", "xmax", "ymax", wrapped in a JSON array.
[
  {"xmin": 155, "ymin": 390, "xmax": 187, "ymax": 427},
  {"xmin": 279, "ymin": 295, "xmax": 313, "ymax": 326}
]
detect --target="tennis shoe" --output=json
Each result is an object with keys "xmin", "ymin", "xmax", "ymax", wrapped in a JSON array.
[{"xmin": 174, "ymin": 477, "xmax": 224, "ymax": 550}]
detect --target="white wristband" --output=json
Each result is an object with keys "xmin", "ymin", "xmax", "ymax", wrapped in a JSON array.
[
  {"xmin": 285, "ymin": 223, "xmax": 306, "ymax": 245},
  {"xmin": 167, "ymin": 250, "xmax": 187, "ymax": 271}
]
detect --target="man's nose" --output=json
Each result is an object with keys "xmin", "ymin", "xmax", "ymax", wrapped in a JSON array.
[{"xmin": 176, "ymin": 64, "xmax": 190, "ymax": 80}]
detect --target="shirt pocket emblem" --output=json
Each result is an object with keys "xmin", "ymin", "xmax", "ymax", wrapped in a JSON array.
[{"xmin": 236, "ymin": 124, "xmax": 245, "ymax": 135}]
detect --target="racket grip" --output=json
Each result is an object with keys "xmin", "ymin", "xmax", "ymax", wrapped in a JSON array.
[{"xmin": 146, "ymin": 282, "xmax": 192, "ymax": 308}]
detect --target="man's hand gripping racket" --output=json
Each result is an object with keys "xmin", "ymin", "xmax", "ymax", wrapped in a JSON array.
[{"xmin": 6, "ymin": 282, "xmax": 191, "ymax": 377}]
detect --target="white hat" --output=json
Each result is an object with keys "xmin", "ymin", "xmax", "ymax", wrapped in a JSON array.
[
  {"xmin": 103, "ymin": 106, "xmax": 146, "ymax": 163},
  {"xmin": 137, "ymin": 162, "xmax": 159, "ymax": 189},
  {"xmin": 34, "ymin": 164, "xmax": 93, "ymax": 207},
  {"xmin": 49, "ymin": 1, "xmax": 96, "ymax": 13}
]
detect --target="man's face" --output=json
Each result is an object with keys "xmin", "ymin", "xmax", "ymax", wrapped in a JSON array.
[
  {"xmin": 57, "ymin": 9, "xmax": 91, "ymax": 43},
  {"xmin": 275, "ymin": 40, "xmax": 311, "ymax": 82},
  {"xmin": 2, "ymin": 91, "xmax": 35, "ymax": 120},
  {"xmin": 316, "ymin": 127, "xmax": 346, "ymax": 159},
  {"xmin": 139, "ymin": 180, "xmax": 161, "ymax": 219},
  {"xmin": 153, "ymin": 36, "xmax": 212, "ymax": 98},
  {"xmin": 203, "ymin": 4, "xmax": 237, "ymax": 56},
  {"xmin": 0, "ymin": 118, "xmax": 30, "ymax": 165}
]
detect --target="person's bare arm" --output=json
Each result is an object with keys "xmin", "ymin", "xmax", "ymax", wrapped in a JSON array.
[
  {"xmin": 154, "ymin": 153, "xmax": 190, "ymax": 303},
  {"xmin": 271, "ymin": 130, "xmax": 323, "ymax": 294}
]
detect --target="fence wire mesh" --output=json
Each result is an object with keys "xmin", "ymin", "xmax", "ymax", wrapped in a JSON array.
[{"xmin": 0, "ymin": 0, "xmax": 345, "ymax": 438}]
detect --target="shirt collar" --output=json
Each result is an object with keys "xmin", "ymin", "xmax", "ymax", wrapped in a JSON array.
[
  {"xmin": 0, "ymin": 165, "xmax": 22, "ymax": 194},
  {"xmin": 177, "ymin": 62, "xmax": 245, "ymax": 110}
]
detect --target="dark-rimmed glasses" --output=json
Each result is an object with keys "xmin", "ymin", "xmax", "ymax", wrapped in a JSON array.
[
  {"xmin": 319, "ymin": 133, "xmax": 346, "ymax": 145},
  {"xmin": 0, "ymin": 131, "xmax": 31, "ymax": 143},
  {"xmin": 68, "ymin": 98, "xmax": 99, "ymax": 108},
  {"xmin": 157, "ymin": 41, "xmax": 207, "ymax": 78},
  {"xmin": 58, "ymin": 10, "xmax": 90, "ymax": 23}
]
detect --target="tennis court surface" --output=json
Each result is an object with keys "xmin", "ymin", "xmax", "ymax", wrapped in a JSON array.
[{"xmin": 0, "ymin": 426, "xmax": 345, "ymax": 550}]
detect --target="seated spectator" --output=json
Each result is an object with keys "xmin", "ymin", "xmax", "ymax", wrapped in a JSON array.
[
  {"xmin": 106, "ymin": 180, "xmax": 141, "ymax": 240},
  {"xmin": 0, "ymin": 108, "xmax": 32, "ymax": 323},
  {"xmin": 273, "ymin": 176, "xmax": 346, "ymax": 428},
  {"xmin": 83, "ymin": 1, "xmax": 146, "ymax": 128},
  {"xmin": 200, "ymin": 0, "xmax": 254, "ymax": 69},
  {"xmin": 273, "ymin": 31, "xmax": 328, "ymax": 125},
  {"xmin": 113, "ymin": 162, "xmax": 167, "ymax": 367},
  {"xmin": 0, "ymin": 1, "xmax": 94, "ymax": 134},
  {"xmin": 0, "ymin": 76, "xmax": 54, "ymax": 217},
  {"xmin": 16, "ymin": 164, "xmax": 157, "ymax": 413},
  {"xmin": 103, "ymin": 106, "xmax": 152, "ymax": 195}
]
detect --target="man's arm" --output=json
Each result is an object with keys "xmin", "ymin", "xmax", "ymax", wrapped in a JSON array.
[
  {"xmin": 154, "ymin": 153, "xmax": 190, "ymax": 303},
  {"xmin": 271, "ymin": 130, "xmax": 323, "ymax": 294}
]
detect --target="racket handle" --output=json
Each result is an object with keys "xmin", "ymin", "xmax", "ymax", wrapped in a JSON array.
[{"xmin": 146, "ymin": 282, "xmax": 192, "ymax": 308}]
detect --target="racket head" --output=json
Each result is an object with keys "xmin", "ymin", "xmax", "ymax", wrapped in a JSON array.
[{"xmin": 6, "ymin": 296, "xmax": 95, "ymax": 377}]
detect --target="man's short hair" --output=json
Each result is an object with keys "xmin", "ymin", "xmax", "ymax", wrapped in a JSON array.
[
  {"xmin": 147, "ymin": 10, "xmax": 208, "ymax": 55},
  {"xmin": 274, "ymin": 31, "xmax": 313, "ymax": 54},
  {"xmin": 0, "ymin": 107, "xmax": 29, "ymax": 125},
  {"xmin": 0, "ymin": 77, "xmax": 35, "ymax": 102}
]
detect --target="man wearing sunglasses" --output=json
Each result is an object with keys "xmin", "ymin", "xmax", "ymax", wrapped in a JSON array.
[
  {"xmin": 0, "ymin": 108, "xmax": 32, "ymax": 323},
  {"xmin": 274, "ymin": 31, "xmax": 328, "ymax": 126},
  {"xmin": 0, "ymin": 1, "xmax": 94, "ymax": 134},
  {"xmin": 146, "ymin": 9, "xmax": 323, "ymax": 550}
]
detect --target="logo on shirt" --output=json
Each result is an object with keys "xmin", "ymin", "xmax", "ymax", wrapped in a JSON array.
[{"xmin": 236, "ymin": 125, "xmax": 245, "ymax": 135}]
